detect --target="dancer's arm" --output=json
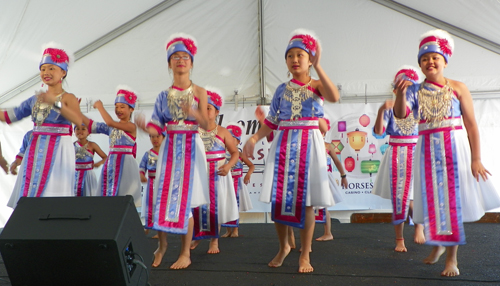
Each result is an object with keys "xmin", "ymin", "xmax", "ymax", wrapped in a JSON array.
[
  {"xmin": 240, "ymin": 151, "xmax": 255, "ymax": 184},
  {"xmin": 91, "ymin": 142, "xmax": 107, "ymax": 168},
  {"xmin": 374, "ymin": 100, "xmax": 393, "ymax": 135},
  {"xmin": 393, "ymin": 79, "xmax": 412, "ymax": 119},
  {"xmin": 311, "ymin": 43, "xmax": 340, "ymax": 103},
  {"xmin": 219, "ymin": 127, "xmax": 239, "ymax": 176},
  {"xmin": 0, "ymin": 142, "xmax": 8, "ymax": 174},
  {"xmin": 93, "ymin": 100, "xmax": 136, "ymax": 134}
]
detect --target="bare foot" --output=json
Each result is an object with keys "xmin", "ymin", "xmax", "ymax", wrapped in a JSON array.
[
  {"xmin": 423, "ymin": 246, "xmax": 445, "ymax": 264},
  {"xmin": 298, "ymin": 257, "xmax": 314, "ymax": 273},
  {"xmin": 315, "ymin": 233, "xmax": 334, "ymax": 241},
  {"xmin": 230, "ymin": 229, "xmax": 239, "ymax": 237},
  {"xmin": 152, "ymin": 246, "xmax": 167, "ymax": 268},
  {"xmin": 395, "ymin": 238, "xmax": 407, "ymax": 252},
  {"xmin": 441, "ymin": 261, "xmax": 460, "ymax": 277},
  {"xmin": 152, "ymin": 234, "xmax": 159, "ymax": 239},
  {"xmin": 414, "ymin": 224, "xmax": 426, "ymax": 244},
  {"xmin": 208, "ymin": 239, "xmax": 220, "ymax": 254},
  {"xmin": 170, "ymin": 254, "xmax": 191, "ymax": 269},
  {"xmin": 190, "ymin": 240, "xmax": 201, "ymax": 250},
  {"xmin": 268, "ymin": 245, "xmax": 291, "ymax": 268},
  {"xmin": 221, "ymin": 231, "xmax": 231, "ymax": 238}
]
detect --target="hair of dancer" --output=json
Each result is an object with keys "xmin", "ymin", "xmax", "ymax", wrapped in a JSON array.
[
  {"xmin": 134, "ymin": 32, "xmax": 211, "ymax": 269},
  {"xmin": 1, "ymin": 42, "xmax": 87, "ymax": 208},
  {"xmin": 74, "ymin": 124, "xmax": 107, "ymax": 197},
  {"xmin": 393, "ymin": 29, "xmax": 500, "ymax": 277},
  {"xmin": 221, "ymin": 122, "xmax": 255, "ymax": 238},
  {"xmin": 190, "ymin": 88, "xmax": 239, "ymax": 254},
  {"xmin": 85, "ymin": 86, "xmax": 142, "ymax": 205},
  {"xmin": 372, "ymin": 66, "xmax": 425, "ymax": 252},
  {"xmin": 243, "ymin": 29, "xmax": 340, "ymax": 273}
]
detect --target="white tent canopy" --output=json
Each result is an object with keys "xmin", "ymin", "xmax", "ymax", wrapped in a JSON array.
[
  {"xmin": 1, "ymin": 0, "xmax": 500, "ymax": 226},
  {"xmin": 1, "ymin": 0, "xmax": 500, "ymax": 107}
]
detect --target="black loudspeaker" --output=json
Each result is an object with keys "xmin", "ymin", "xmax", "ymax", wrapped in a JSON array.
[{"xmin": 0, "ymin": 195, "xmax": 152, "ymax": 286}]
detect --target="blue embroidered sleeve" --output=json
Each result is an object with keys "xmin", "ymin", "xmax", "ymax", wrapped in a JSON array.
[{"xmin": 139, "ymin": 151, "xmax": 148, "ymax": 173}]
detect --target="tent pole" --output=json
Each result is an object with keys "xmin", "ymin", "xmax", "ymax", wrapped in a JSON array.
[{"xmin": 257, "ymin": 0, "xmax": 266, "ymax": 105}]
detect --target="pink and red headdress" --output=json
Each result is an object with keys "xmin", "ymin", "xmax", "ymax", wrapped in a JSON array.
[
  {"xmin": 285, "ymin": 29, "xmax": 318, "ymax": 58},
  {"xmin": 206, "ymin": 87, "xmax": 224, "ymax": 111},
  {"xmin": 226, "ymin": 122, "xmax": 244, "ymax": 141},
  {"xmin": 418, "ymin": 29, "xmax": 454, "ymax": 63},
  {"xmin": 393, "ymin": 65, "xmax": 420, "ymax": 86},
  {"xmin": 166, "ymin": 33, "xmax": 198, "ymax": 62},
  {"xmin": 115, "ymin": 85, "xmax": 138, "ymax": 109},
  {"xmin": 39, "ymin": 42, "xmax": 73, "ymax": 72}
]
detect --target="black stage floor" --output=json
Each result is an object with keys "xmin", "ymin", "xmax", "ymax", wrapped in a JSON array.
[{"xmin": 1, "ymin": 221, "xmax": 499, "ymax": 285}]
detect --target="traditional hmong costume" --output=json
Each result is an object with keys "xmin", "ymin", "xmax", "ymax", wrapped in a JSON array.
[
  {"xmin": 89, "ymin": 86, "xmax": 141, "ymax": 206},
  {"xmin": 147, "ymin": 88, "xmax": 209, "ymax": 234},
  {"xmin": 262, "ymin": 29, "xmax": 334, "ymax": 228},
  {"xmin": 147, "ymin": 34, "xmax": 209, "ymax": 235},
  {"xmin": 222, "ymin": 123, "xmax": 253, "ymax": 228},
  {"xmin": 192, "ymin": 129, "xmax": 239, "ymax": 239},
  {"xmin": 262, "ymin": 78, "xmax": 334, "ymax": 228},
  {"xmin": 139, "ymin": 148, "xmax": 159, "ymax": 229},
  {"xmin": 192, "ymin": 89, "xmax": 238, "ymax": 239},
  {"xmin": 6, "ymin": 44, "xmax": 75, "ymax": 208},
  {"xmin": 407, "ymin": 30, "xmax": 500, "ymax": 246},
  {"xmin": 372, "ymin": 66, "xmax": 420, "ymax": 225},
  {"xmin": 74, "ymin": 141, "xmax": 97, "ymax": 197}
]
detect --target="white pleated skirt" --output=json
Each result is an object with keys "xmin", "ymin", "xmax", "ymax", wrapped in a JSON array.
[
  {"xmin": 152, "ymin": 134, "xmax": 209, "ymax": 213},
  {"xmin": 260, "ymin": 129, "xmax": 334, "ymax": 208},
  {"xmin": 96, "ymin": 154, "xmax": 142, "ymax": 206},
  {"xmin": 77, "ymin": 170, "xmax": 97, "ymax": 197},
  {"xmin": 238, "ymin": 178, "xmax": 253, "ymax": 211},
  {"xmin": 372, "ymin": 146, "xmax": 414, "ymax": 201},
  {"xmin": 217, "ymin": 172, "xmax": 239, "ymax": 224},
  {"xmin": 413, "ymin": 129, "xmax": 500, "ymax": 223},
  {"xmin": 328, "ymin": 171, "xmax": 345, "ymax": 204},
  {"xmin": 8, "ymin": 136, "xmax": 75, "ymax": 209}
]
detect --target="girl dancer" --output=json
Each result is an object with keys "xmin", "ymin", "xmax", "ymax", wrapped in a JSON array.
[
  {"xmin": 87, "ymin": 86, "xmax": 141, "ymax": 206},
  {"xmin": 372, "ymin": 66, "xmax": 425, "ymax": 252},
  {"xmin": 140, "ymin": 132, "xmax": 165, "ymax": 230},
  {"xmin": 135, "ymin": 33, "xmax": 210, "ymax": 269},
  {"xmin": 74, "ymin": 124, "xmax": 107, "ymax": 197},
  {"xmin": 315, "ymin": 118, "xmax": 347, "ymax": 241},
  {"xmin": 243, "ymin": 29, "xmax": 340, "ymax": 273},
  {"xmin": 88, "ymin": 86, "xmax": 141, "ymax": 206},
  {"xmin": 191, "ymin": 89, "xmax": 239, "ymax": 253},
  {"xmin": 1, "ymin": 43, "xmax": 85, "ymax": 207},
  {"xmin": 393, "ymin": 29, "xmax": 500, "ymax": 276},
  {"xmin": 221, "ymin": 122, "xmax": 254, "ymax": 238}
]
